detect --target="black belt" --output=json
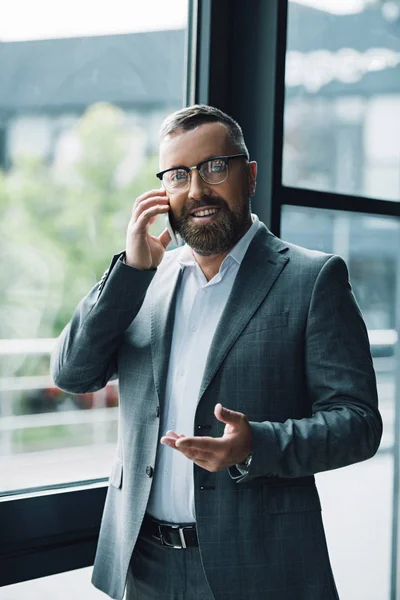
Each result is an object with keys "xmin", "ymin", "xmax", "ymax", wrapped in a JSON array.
[{"xmin": 141, "ymin": 513, "xmax": 198, "ymax": 548}]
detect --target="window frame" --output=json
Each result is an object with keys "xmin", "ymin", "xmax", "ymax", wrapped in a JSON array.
[{"xmin": 0, "ymin": 486, "xmax": 106, "ymax": 586}]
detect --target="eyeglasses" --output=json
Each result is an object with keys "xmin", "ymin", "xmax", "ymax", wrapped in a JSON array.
[{"xmin": 156, "ymin": 154, "xmax": 247, "ymax": 194}]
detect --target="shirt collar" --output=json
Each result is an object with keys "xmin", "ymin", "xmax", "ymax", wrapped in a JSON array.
[{"xmin": 178, "ymin": 213, "xmax": 260, "ymax": 268}]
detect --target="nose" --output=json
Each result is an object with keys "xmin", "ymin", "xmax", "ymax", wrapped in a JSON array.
[{"xmin": 188, "ymin": 169, "xmax": 211, "ymax": 200}]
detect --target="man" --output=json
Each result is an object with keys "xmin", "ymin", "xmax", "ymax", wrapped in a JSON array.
[{"xmin": 51, "ymin": 104, "xmax": 382, "ymax": 600}]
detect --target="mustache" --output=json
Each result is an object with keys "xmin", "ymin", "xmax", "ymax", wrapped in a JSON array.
[{"xmin": 181, "ymin": 198, "xmax": 224, "ymax": 217}]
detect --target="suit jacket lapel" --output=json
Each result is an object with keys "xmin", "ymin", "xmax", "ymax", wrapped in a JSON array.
[
  {"xmin": 198, "ymin": 225, "xmax": 289, "ymax": 400},
  {"xmin": 150, "ymin": 257, "xmax": 183, "ymax": 406}
]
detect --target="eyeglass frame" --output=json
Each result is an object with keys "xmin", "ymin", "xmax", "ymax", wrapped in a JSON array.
[{"xmin": 155, "ymin": 154, "xmax": 248, "ymax": 192}]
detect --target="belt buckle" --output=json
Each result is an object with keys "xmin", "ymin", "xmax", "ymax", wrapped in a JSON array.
[{"xmin": 157, "ymin": 524, "xmax": 187, "ymax": 549}]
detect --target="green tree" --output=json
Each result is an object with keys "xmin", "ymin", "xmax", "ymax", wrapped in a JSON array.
[{"xmin": 0, "ymin": 103, "xmax": 163, "ymax": 352}]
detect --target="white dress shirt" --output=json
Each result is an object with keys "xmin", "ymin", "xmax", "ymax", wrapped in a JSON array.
[{"xmin": 146, "ymin": 213, "xmax": 261, "ymax": 523}]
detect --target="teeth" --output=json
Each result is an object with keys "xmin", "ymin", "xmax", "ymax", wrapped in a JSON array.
[{"xmin": 192, "ymin": 208, "xmax": 218, "ymax": 217}]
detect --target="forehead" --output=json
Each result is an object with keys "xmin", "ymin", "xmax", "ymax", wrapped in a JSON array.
[{"xmin": 159, "ymin": 122, "xmax": 234, "ymax": 170}]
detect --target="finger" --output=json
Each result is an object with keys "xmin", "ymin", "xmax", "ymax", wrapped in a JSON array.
[
  {"xmin": 158, "ymin": 227, "xmax": 172, "ymax": 249},
  {"xmin": 214, "ymin": 403, "xmax": 244, "ymax": 425},
  {"xmin": 160, "ymin": 436, "xmax": 179, "ymax": 448},
  {"xmin": 148, "ymin": 215, "xmax": 159, "ymax": 225},
  {"xmin": 160, "ymin": 430, "xmax": 182, "ymax": 447},
  {"xmin": 133, "ymin": 195, "xmax": 169, "ymax": 220},
  {"xmin": 134, "ymin": 204, "xmax": 170, "ymax": 234},
  {"xmin": 134, "ymin": 188, "xmax": 167, "ymax": 209},
  {"xmin": 175, "ymin": 436, "xmax": 222, "ymax": 452},
  {"xmin": 165, "ymin": 430, "xmax": 179, "ymax": 438}
]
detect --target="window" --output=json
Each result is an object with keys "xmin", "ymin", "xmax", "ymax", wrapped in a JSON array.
[
  {"xmin": 279, "ymin": 2, "xmax": 400, "ymax": 598},
  {"xmin": 0, "ymin": 1, "xmax": 188, "ymax": 494},
  {"xmin": 281, "ymin": 206, "xmax": 398, "ymax": 599},
  {"xmin": 284, "ymin": 0, "xmax": 400, "ymax": 202},
  {"xmin": 1, "ymin": 0, "xmax": 397, "ymax": 594}
]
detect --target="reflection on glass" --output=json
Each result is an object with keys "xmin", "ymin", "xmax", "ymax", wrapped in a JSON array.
[
  {"xmin": 1, "ymin": 567, "xmax": 102, "ymax": 600},
  {"xmin": 0, "ymin": 5, "xmax": 188, "ymax": 493},
  {"xmin": 284, "ymin": 0, "xmax": 400, "ymax": 201},
  {"xmin": 281, "ymin": 205, "xmax": 399, "ymax": 600}
]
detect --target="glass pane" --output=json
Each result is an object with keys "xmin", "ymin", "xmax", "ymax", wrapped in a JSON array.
[
  {"xmin": 281, "ymin": 205, "xmax": 399, "ymax": 600},
  {"xmin": 0, "ymin": 567, "xmax": 102, "ymax": 600},
  {"xmin": 0, "ymin": 1, "xmax": 188, "ymax": 493},
  {"xmin": 284, "ymin": 1, "xmax": 400, "ymax": 201}
]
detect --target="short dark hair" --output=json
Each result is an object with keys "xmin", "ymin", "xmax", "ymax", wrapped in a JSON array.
[{"xmin": 159, "ymin": 104, "xmax": 249, "ymax": 160}]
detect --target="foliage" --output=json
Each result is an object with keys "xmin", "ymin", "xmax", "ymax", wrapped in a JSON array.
[{"xmin": 0, "ymin": 103, "xmax": 163, "ymax": 355}]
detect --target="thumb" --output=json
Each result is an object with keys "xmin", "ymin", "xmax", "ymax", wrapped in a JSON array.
[
  {"xmin": 214, "ymin": 403, "xmax": 242, "ymax": 424},
  {"xmin": 158, "ymin": 227, "xmax": 172, "ymax": 249}
]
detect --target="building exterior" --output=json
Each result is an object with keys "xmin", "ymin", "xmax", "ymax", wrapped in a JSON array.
[{"xmin": 0, "ymin": 29, "xmax": 185, "ymax": 168}]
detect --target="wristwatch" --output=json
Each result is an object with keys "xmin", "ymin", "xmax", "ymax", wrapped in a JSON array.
[
  {"xmin": 236, "ymin": 452, "xmax": 253, "ymax": 475},
  {"xmin": 245, "ymin": 453, "xmax": 253, "ymax": 469},
  {"xmin": 241, "ymin": 453, "xmax": 252, "ymax": 470}
]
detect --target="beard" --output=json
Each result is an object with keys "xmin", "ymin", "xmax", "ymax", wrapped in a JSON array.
[{"xmin": 170, "ymin": 196, "xmax": 252, "ymax": 256}]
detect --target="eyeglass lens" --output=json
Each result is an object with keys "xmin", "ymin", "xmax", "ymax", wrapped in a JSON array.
[{"xmin": 163, "ymin": 158, "xmax": 228, "ymax": 191}]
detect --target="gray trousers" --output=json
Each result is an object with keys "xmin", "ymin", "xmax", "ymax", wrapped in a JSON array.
[{"xmin": 126, "ymin": 531, "xmax": 215, "ymax": 600}]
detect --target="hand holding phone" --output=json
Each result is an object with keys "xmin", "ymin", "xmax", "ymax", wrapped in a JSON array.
[{"xmin": 125, "ymin": 188, "xmax": 171, "ymax": 269}]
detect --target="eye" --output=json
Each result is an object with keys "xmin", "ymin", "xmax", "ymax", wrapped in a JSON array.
[
  {"xmin": 208, "ymin": 159, "xmax": 226, "ymax": 173},
  {"xmin": 170, "ymin": 169, "xmax": 188, "ymax": 182}
]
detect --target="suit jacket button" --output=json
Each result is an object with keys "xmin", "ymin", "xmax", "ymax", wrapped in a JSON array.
[
  {"xmin": 146, "ymin": 466, "xmax": 153, "ymax": 478},
  {"xmin": 155, "ymin": 406, "xmax": 160, "ymax": 418}
]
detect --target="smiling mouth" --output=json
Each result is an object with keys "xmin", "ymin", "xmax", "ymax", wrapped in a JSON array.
[{"xmin": 190, "ymin": 207, "xmax": 220, "ymax": 219}]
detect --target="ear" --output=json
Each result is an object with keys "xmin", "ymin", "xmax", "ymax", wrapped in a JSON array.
[{"xmin": 248, "ymin": 161, "xmax": 257, "ymax": 197}]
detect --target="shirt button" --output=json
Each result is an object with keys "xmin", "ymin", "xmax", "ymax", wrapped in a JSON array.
[
  {"xmin": 146, "ymin": 466, "xmax": 153, "ymax": 478},
  {"xmin": 191, "ymin": 324, "xmax": 197, "ymax": 331},
  {"xmin": 178, "ymin": 369, "xmax": 184, "ymax": 377}
]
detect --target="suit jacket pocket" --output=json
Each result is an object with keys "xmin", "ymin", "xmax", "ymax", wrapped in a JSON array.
[
  {"xmin": 264, "ymin": 484, "xmax": 321, "ymax": 514},
  {"xmin": 109, "ymin": 459, "xmax": 123, "ymax": 489},
  {"xmin": 240, "ymin": 311, "xmax": 289, "ymax": 337}
]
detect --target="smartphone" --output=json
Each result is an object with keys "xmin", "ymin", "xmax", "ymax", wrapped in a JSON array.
[{"xmin": 165, "ymin": 212, "xmax": 179, "ymax": 246}]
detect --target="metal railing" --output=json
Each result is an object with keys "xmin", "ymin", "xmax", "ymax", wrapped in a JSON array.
[{"xmin": 0, "ymin": 331, "xmax": 397, "ymax": 452}]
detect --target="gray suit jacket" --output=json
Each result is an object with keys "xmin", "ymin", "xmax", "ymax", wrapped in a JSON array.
[{"xmin": 51, "ymin": 223, "xmax": 382, "ymax": 600}]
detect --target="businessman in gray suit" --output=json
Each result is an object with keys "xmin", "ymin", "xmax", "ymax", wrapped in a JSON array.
[{"xmin": 51, "ymin": 104, "xmax": 382, "ymax": 600}]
